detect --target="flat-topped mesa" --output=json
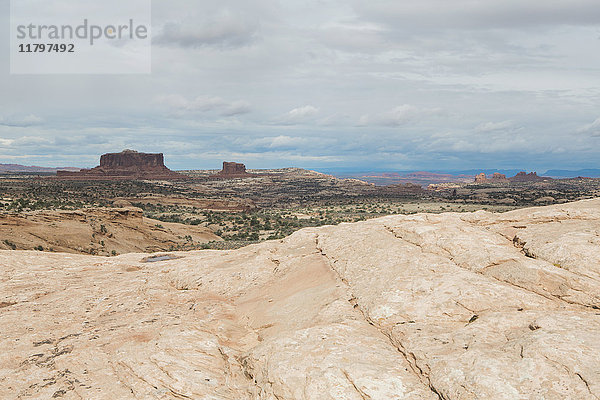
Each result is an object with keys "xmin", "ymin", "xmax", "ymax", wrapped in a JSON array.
[
  {"xmin": 56, "ymin": 150, "xmax": 186, "ymax": 180},
  {"xmin": 220, "ymin": 162, "xmax": 248, "ymax": 176},
  {"xmin": 213, "ymin": 161, "xmax": 253, "ymax": 178},
  {"xmin": 99, "ymin": 149, "xmax": 164, "ymax": 169}
]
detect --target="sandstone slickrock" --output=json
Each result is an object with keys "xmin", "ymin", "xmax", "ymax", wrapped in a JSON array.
[
  {"xmin": 2, "ymin": 199, "xmax": 600, "ymax": 399},
  {"xmin": 56, "ymin": 150, "xmax": 185, "ymax": 180},
  {"xmin": 0, "ymin": 207, "xmax": 220, "ymax": 255}
]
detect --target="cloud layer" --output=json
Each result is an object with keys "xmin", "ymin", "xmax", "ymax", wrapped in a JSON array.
[{"xmin": 1, "ymin": 0, "xmax": 600, "ymax": 171}]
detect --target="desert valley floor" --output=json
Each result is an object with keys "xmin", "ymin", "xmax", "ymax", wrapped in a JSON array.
[{"xmin": 1, "ymin": 199, "xmax": 600, "ymax": 399}]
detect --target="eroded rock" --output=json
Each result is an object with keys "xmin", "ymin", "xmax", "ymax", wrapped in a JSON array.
[
  {"xmin": 56, "ymin": 150, "xmax": 186, "ymax": 180},
  {"xmin": 1, "ymin": 199, "xmax": 600, "ymax": 399}
]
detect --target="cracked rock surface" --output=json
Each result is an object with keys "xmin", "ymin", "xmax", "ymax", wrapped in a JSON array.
[{"xmin": 1, "ymin": 199, "xmax": 600, "ymax": 399}]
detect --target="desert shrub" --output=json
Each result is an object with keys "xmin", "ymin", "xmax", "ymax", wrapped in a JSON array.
[{"xmin": 3, "ymin": 240, "xmax": 17, "ymax": 250}]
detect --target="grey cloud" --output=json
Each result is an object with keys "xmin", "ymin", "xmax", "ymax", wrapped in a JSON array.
[
  {"xmin": 154, "ymin": 9, "xmax": 259, "ymax": 49},
  {"xmin": 474, "ymin": 121, "xmax": 517, "ymax": 133},
  {"xmin": 316, "ymin": 22, "xmax": 388, "ymax": 53},
  {"xmin": 317, "ymin": 113, "xmax": 355, "ymax": 127},
  {"xmin": 231, "ymin": 134, "xmax": 340, "ymax": 153},
  {"xmin": 353, "ymin": 0, "xmax": 600, "ymax": 31},
  {"xmin": 261, "ymin": 135, "xmax": 310, "ymax": 149},
  {"xmin": 11, "ymin": 136, "xmax": 54, "ymax": 147},
  {"xmin": 358, "ymin": 105, "xmax": 443, "ymax": 127},
  {"xmin": 53, "ymin": 135, "xmax": 111, "ymax": 147},
  {"xmin": 0, "ymin": 114, "xmax": 43, "ymax": 127},
  {"xmin": 156, "ymin": 95, "xmax": 251, "ymax": 117},
  {"xmin": 2, "ymin": 1, "xmax": 600, "ymax": 172}
]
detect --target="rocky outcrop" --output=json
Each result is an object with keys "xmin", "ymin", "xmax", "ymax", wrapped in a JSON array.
[
  {"xmin": 214, "ymin": 161, "xmax": 252, "ymax": 178},
  {"xmin": 99, "ymin": 150, "xmax": 164, "ymax": 169},
  {"xmin": 56, "ymin": 150, "xmax": 186, "ymax": 180},
  {"xmin": 509, "ymin": 171, "xmax": 550, "ymax": 182},
  {"xmin": 491, "ymin": 172, "xmax": 508, "ymax": 181},
  {"xmin": 1, "ymin": 199, "xmax": 600, "ymax": 399},
  {"xmin": 474, "ymin": 172, "xmax": 508, "ymax": 183},
  {"xmin": 474, "ymin": 172, "xmax": 487, "ymax": 183},
  {"xmin": 0, "ymin": 207, "xmax": 220, "ymax": 255}
]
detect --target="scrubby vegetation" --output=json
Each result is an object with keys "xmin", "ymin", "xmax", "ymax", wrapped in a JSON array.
[{"xmin": 1, "ymin": 171, "xmax": 599, "ymax": 251}]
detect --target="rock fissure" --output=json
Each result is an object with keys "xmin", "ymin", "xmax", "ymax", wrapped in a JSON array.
[
  {"xmin": 576, "ymin": 373, "xmax": 598, "ymax": 399},
  {"xmin": 341, "ymin": 369, "xmax": 372, "ymax": 400},
  {"xmin": 382, "ymin": 224, "xmax": 600, "ymax": 311},
  {"xmin": 314, "ymin": 234, "xmax": 444, "ymax": 400}
]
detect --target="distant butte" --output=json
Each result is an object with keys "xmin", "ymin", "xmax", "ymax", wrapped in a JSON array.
[
  {"xmin": 212, "ymin": 161, "xmax": 253, "ymax": 178},
  {"xmin": 56, "ymin": 150, "xmax": 186, "ymax": 180},
  {"xmin": 475, "ymin": 172, "xmax": 508, "ymax": 183},
  {"xmin": 509, "ymin": 171, "xmax": 550, "ymax": 182},
  {"xmin": 474, "ymin": 171, "xmax": 549, "ymax": 183}
]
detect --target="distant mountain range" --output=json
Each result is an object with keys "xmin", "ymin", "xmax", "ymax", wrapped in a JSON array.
[
  {"xmin": 542, "ymin": 169, "xmax": 600, "ymax": 178},
  {"xmin": 0, "ymin": 164, "xmax": 81, "ymax": 173},
  {"xmin": 322, "ymin": 168, "xmax": 600, "ymax": 186},
  {"xmin": 426, "ymin": 169, "xmax": 600, "ymax": 179}
]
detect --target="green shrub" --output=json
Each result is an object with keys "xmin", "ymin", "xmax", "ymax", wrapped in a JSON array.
[{"xmin": 3, "ymin": 240, "xmax": 17, "ymax": 250}]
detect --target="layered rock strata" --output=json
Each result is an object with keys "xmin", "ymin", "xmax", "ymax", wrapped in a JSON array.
[
  {"xmin": 56, "ymin": 150, "xmax": 185, "ymax": 180},
  {"xmin": 213, "ymin": 162, "xmax": 252, "ymax": 178}
]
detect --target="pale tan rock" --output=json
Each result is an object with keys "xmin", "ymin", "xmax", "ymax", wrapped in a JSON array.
[
  {"xmin": 0, "ymin": 207, "xmax": 221, "ymax": 255},
  {"xmin": 1, "ymin": 199, "xmax": 600, "ymax": 399}
]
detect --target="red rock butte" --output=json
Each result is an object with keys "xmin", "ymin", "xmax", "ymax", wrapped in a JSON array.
[
  {"xmin": 213, "ymin": 161, "xmax": 253, "ymax": 178},
  {"xmin": 475, "ymin": 172, "xmax": 508, "ymax": 183},
  {"xmin": 510, "ymin": 171, "xmax": 550, "ymax": 182},
  {"xmin": 56, "ymin": 150, "xmax": 186, "ymax": 180}
]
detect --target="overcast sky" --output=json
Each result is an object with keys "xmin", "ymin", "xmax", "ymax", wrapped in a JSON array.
[{"xmin": 1, "ymin": 0, "xmax": 600, "ymax": 171}]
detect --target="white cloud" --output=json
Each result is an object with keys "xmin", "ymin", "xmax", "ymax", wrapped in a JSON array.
[
  {"xmin": 0, "ymin": 138, "xmax": 14, "ymax": 147},
  {"xmin": 155, "ymin": 95, "xmax": 251, "ymax": 116},
  {"xmin": 268, "ymin": 135, "xmax": 308, "ymax": 149},
  {"xmin": 277, "ymin": 105, "xmax": 320, "ymax": 124},
  {"xmin": 577, "ymin": 117, "xmax": 600, "ymax": 136},
  {"xmin": 288, "ymin": 105, "xmax": 319, "ymax": 118},
  {"xmin": 359, "ymin": 105, "xmax": 442, "ymax": 127},
  {"xmin": 474, "ymin": 120, "xmax": 515, "ymax": 133}
]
